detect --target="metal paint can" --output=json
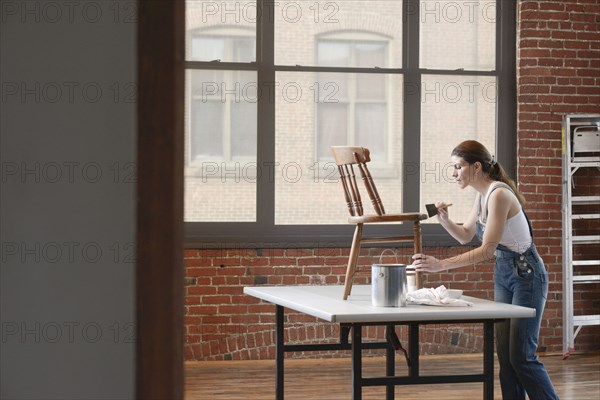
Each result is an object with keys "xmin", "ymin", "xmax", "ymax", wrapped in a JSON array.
[{"xmin": 371, "ymin": 264, "xmax": 407, "ymax": 307}]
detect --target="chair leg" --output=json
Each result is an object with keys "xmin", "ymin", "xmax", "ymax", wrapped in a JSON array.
[
  {"xmin": 413, "ymin": 221, "xmax": 422, "ymax": 289},
  {"xmin": 343, "ymin": 224, "xmax": 363, "ymax": 300}
]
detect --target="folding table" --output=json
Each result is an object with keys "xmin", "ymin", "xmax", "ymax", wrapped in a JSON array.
[{"xmin": 244, "ymin": 284, "xmax": 536, "ymax": 400}]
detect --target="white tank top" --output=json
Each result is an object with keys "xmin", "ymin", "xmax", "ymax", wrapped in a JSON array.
[{"xmin": 478, "ymin": 182, "xmax": 532, "ymax": 253}]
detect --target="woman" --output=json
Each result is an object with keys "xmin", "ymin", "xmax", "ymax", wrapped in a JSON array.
[{"xmin": 412, "ymin": 140, "xmax": 559, "ymax": 400}]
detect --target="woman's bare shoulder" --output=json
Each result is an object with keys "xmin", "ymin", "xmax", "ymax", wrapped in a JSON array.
[{"xmin": 488, "ymin": 185, "xmax": 521, "ymax": 216}]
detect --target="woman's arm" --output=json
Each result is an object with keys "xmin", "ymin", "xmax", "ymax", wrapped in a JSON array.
[
  {"xmin": 413, "ymin": 189, "xmax": 512, "ymax": 272},
  {"xmin": 436, "ymin": 196, "xmax": 479, "ymax": 245}
]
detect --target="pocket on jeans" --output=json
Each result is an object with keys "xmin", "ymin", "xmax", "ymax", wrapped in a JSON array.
[{"xmin": 514, "ymin": 259, "xmax": 533, "ymax": 280}]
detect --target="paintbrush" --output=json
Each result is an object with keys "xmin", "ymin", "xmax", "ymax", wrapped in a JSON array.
[{"xmin": 425, "ymin": 203, "xmax": 453, "ymax": 218}]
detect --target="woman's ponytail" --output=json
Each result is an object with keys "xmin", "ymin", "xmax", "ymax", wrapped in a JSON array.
[{"xmin": 493, "ymin": 162, "xmax": 526, "ymax": 205}]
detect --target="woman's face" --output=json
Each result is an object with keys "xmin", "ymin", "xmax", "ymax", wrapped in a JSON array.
[{"xmin": 451, "ymin": 155, "xmax": 474, "ymax": 189}]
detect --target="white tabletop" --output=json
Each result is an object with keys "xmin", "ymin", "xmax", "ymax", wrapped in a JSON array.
[{"xmin": 244, "ymin": 285, "xmax": 536, "ymax": 323}]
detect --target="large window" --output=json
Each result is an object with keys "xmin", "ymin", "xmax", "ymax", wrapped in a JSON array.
[{"xmin": 185, "ymin": 0, "xmax": 516, "ymax": 245}]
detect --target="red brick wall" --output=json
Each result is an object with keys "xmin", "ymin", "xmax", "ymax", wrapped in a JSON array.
[
  {"xmin": 184, "ymin": 0, "xmax": 600, "ymax": 361},
  {"xmin": 184, "ymin": 247, "xmax": 491, "ymax": 361},
  {"xmin": 516, "ymin": 0, "xmax": 600, "ymax": 355}
]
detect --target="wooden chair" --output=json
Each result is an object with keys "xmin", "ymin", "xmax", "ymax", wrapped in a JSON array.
[{"xmin": 331, "ymin": 146, "xmax": 428, "ymax": 300}]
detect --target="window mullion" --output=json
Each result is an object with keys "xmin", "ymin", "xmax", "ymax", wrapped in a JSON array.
[
  {"xmin": 402, "ymin": 0, "xmax": 421, "ymax": 214},
  {"xmin": 256, "ymin": 0, "xmax": 276, "ymax": 227},
  {"xmin": 496, "ymin": 0, "xmax": 517, "ymax": 177}
]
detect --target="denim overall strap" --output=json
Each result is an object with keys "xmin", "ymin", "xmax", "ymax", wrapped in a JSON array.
[{"xmin": 522, "ymin": 210, "xmax": 534, "ymax": 238}]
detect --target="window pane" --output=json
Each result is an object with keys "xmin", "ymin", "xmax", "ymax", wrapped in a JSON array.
[
  {"xmin": 319, "ymin": 72, "xmax": 349, "ymax": 100},
  {"xmin": 357, "ymin": 74, "xmax": 386, "ymax": 100},
  {"xmin": 184, "ymin": 70, "xmax": 257, "ymax": 222},
  {"xmin": 356, "ymin": 104, "xmax": 386, "ymax": 159},
  {"xmin": 187, "ymin": 70, "xmax": 257, "ymax": 162},
  {"xmin": 275, "ymin": 72, "xmax": 403, "ymax": 225},
  {"xmin": 355, "ymin": 42, "xmax": 387, "ymax": 67},
  {"xmin": 275, "ymin": 1, "xmax": 402, "ymax": 68},
  {"xmin": 186, "ymin": 0, "xmax": 256, "ymax": 62},
  {"xmin": 192, "ymin": 37, "xmax": 225, "ymax": 61},
  {"xmin": 420, "ymin": 75, "xmax": 497, "ymax": 223},
  {"xmin": 192, "ymin": 100, "xmax": 223, "ymax": 158},
  {"xmin": 318, "ymin": 42, "xmax": 350, "ymax": 66},
  {"xmin": 420, "ymin": 0, "xmax": 496, "ymax": 70},
  {"xmin": 231, "ymin": 102, "xmax": 257, "ymax": 158},
  {"xmin": 317, "ymin": 103, "xmax": 348, "ymax": 159}
]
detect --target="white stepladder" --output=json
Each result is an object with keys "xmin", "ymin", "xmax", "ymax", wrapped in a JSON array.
[{"xmin": 561, "ymin": 113, "xmax": 600, "ymax": 359}]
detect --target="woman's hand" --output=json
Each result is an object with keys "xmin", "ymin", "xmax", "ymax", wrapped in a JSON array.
[
  {"xmin": 412, "ymin": 253, "xmax": 446, "ymax": 273},
  {"xmin": 435, "ymin": 201, "xmax": 451, "ymax": 223}
]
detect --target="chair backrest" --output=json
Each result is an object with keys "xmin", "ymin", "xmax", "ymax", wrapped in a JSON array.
[{"xmin": 331, "ymin": 146, "xmax": 385, "ymax": 217}]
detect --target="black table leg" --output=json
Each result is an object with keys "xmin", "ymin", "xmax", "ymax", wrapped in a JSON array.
[
  {"xmin": 408, "ymin": 322, "xmax": 419, "ymax": 378},
  {"xmin": 352, "ymin": 324, "xmax": 363, "ymax": 400},
  {"xmin": 483, "ymin": 320, "xmax": 495, "ymax": 400},
  {"xmin": 272, "ymin": 312, "xmax": 496, "ymax": 399},
  {"xmin": 276, "ymin": 305, "xmax": 284, "ymax": 400},
  {"xmin": 385, "ymin": 325, "xmax": 396, "ymax": 400}
]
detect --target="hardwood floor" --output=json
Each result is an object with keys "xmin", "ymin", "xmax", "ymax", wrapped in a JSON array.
[{"xmin": 185, "ymin": 351, "xmax": 600, "ymax": 399}]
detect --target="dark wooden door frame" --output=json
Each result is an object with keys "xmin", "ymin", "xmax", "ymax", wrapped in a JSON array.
[{"xmin": 137, "ymin": 1, "xmax": 185, "ymax": 398}]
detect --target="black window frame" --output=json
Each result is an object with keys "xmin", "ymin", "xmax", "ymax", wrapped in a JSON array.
[{"xmin": 184, "ymin": 0, "xmax": 517, "ymax": 249}]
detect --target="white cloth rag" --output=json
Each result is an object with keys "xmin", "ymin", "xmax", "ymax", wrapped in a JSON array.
[{"xmin": 407, "ymin": 285, "xmax": 473, "ymax": 307}]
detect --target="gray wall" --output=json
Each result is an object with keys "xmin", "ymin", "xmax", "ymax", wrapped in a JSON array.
[{"xmin": 1, "ymin": 1, "xmax": 136, "ymax": 398}]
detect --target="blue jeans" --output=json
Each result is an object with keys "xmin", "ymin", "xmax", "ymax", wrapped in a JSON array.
[{"xmin": 494, "ymin": 244, "xmax": 559, "ymax": 400}]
